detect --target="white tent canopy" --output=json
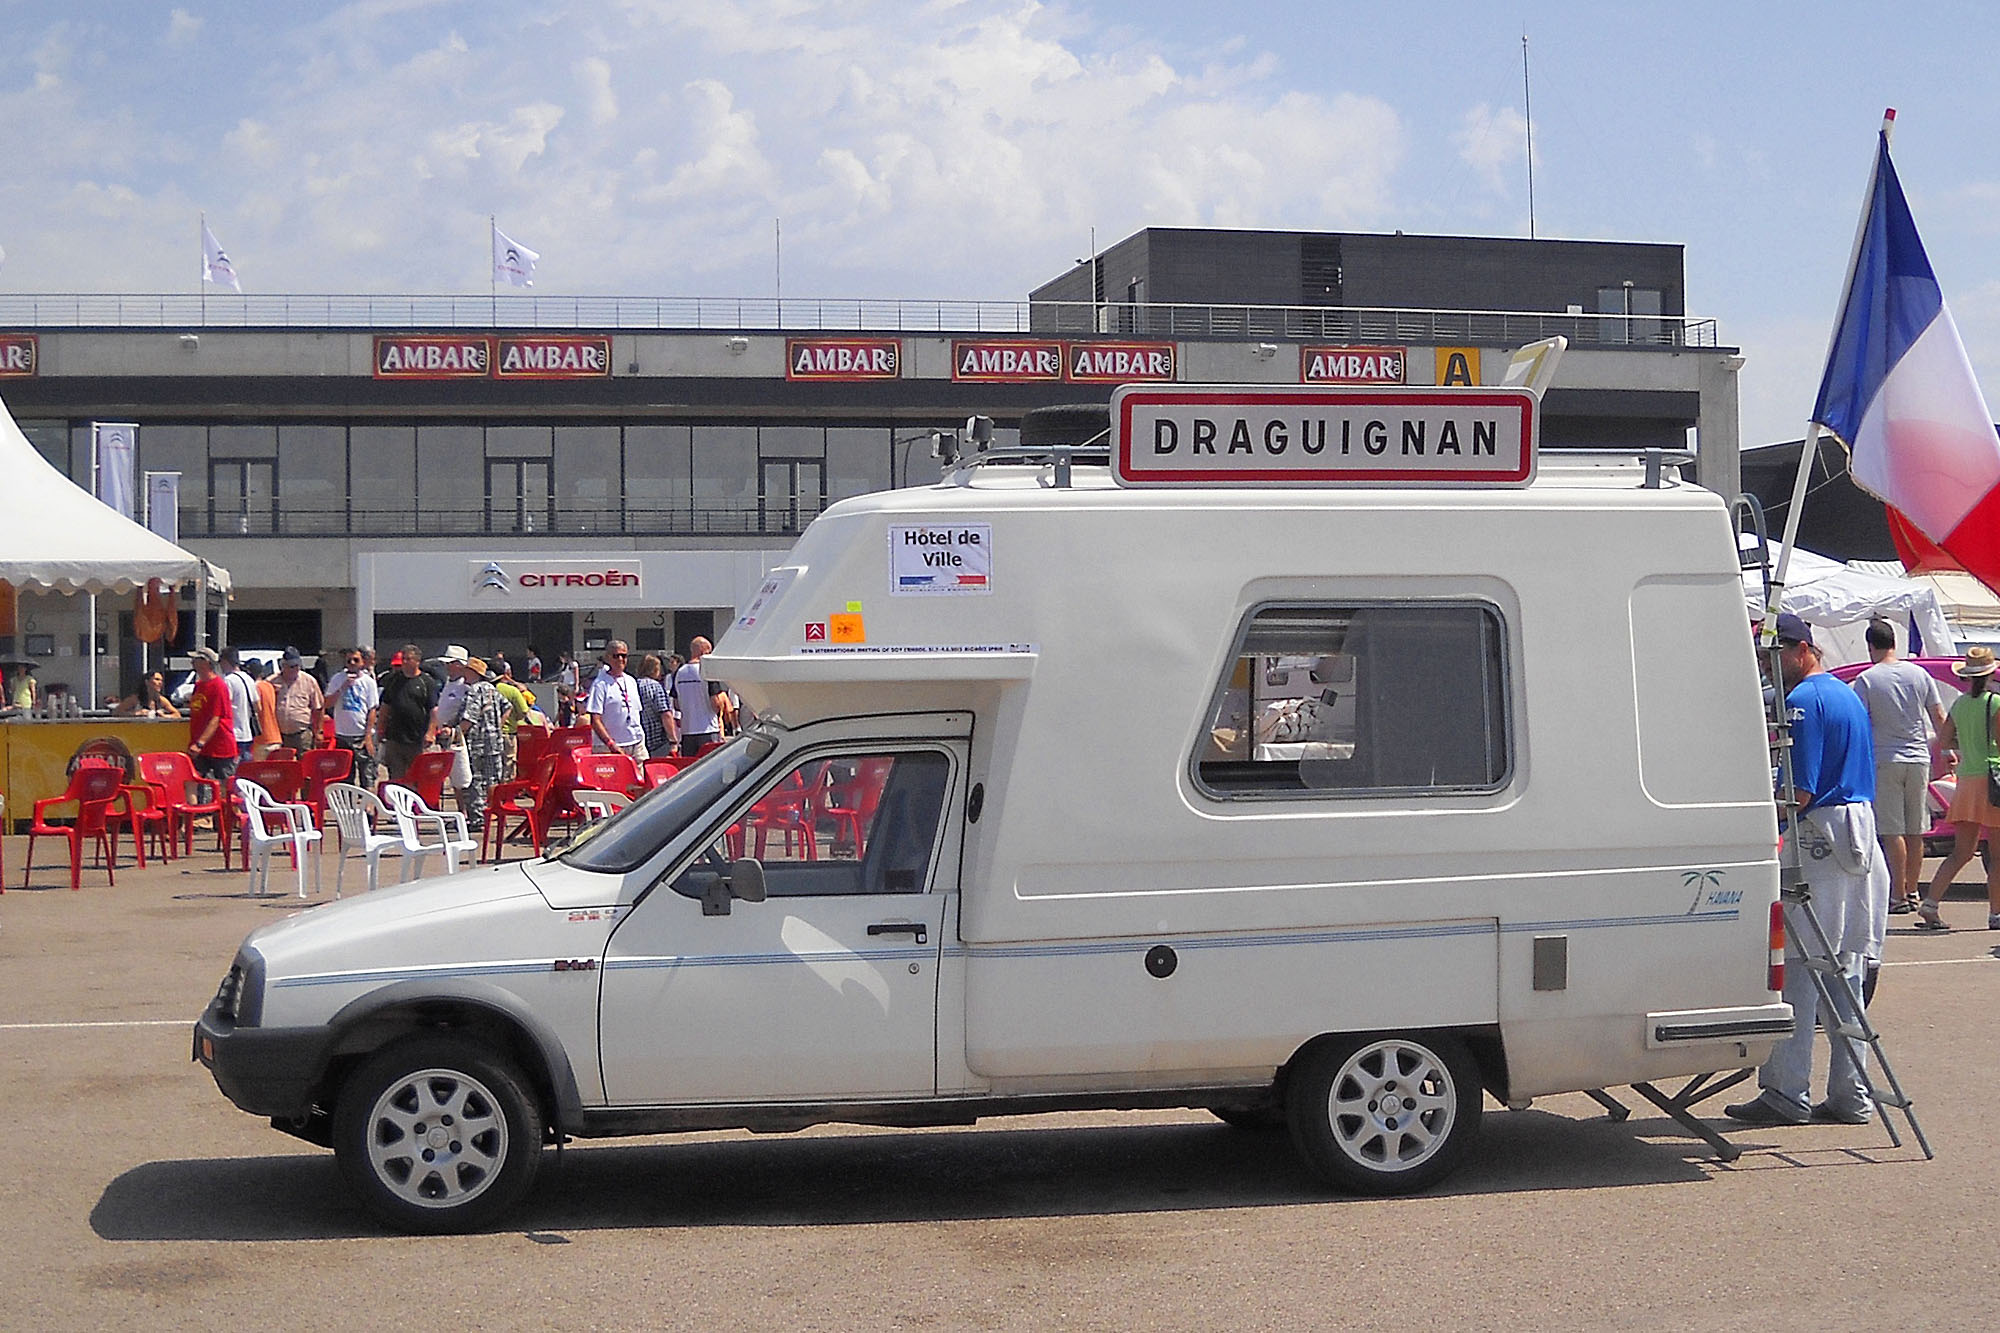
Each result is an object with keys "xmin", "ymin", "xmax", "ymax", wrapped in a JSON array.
[
  {"xmin": 0, "ymin": 392, "xmax": 228, "ymax": 596},
  {"xmin": 1741, "ymin": 536, "xmax": 1954, "ymax": 667}
]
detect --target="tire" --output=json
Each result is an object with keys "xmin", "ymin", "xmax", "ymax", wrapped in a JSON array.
[
  {"xmin": 332, "ymin": 1035, "xmax": 545, "ymax": 1234},
  {"xmin": 1285, "ymin": 1031, "xmax": 1481, "ymax": 1195}
]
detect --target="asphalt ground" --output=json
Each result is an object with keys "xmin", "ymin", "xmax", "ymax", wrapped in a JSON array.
[{"xmin": 2, "ymin": 834, "xmax": 1998, "ymax": 1331}]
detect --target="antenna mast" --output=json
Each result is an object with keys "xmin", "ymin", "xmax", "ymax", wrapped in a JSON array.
[{"xmin": 1521, "ymin": 32, "xmax": 1537, "ymax": 239}]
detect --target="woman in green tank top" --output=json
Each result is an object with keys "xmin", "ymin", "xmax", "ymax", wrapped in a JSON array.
[{"xmin": 1917, "ymin": 646, "xmax": 2000, "ymax": 931}]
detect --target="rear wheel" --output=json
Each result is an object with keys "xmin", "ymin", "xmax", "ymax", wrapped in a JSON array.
[
  {"xmin": 332, "ymin": 1035, "xmax": 545, "ymax": 1234},
  {"xmin": 1286, "ymin": 1032, "xmax": 1481, "ymax": 1195}
]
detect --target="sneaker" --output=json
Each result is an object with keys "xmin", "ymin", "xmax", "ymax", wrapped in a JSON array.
[
  {"xmin": 1810, "ymin": 1101, "xmax": 1873, "ymax": 1125},
  {"xmin": 1723, "ymin": 1096, "xmax": 1810, "ymax": 1126}
]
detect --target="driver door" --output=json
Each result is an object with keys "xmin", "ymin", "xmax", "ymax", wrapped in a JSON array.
[{"xmin": 598, "ymin": 737, "xmax": 964, "ymax": 1105}]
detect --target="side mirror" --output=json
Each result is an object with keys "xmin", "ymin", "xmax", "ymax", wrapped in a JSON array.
[
  {"xmin": 700, "ymin": 857, "xmax": 768, "ymax": 915},
  {"xmin": 728, "ymin": 857, "xmax": 767, "ymax": 903}
]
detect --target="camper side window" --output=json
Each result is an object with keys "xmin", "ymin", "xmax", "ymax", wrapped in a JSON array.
[{"xmin": 1196, "ymin": 602, "xmax": 1509, "ymax": 798}]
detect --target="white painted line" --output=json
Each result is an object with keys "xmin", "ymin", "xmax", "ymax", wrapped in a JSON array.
[
  {"xmin": 1881, "ymin": 956, "xmax": 1997, "ymax": 969},
  {"xmin": 0, "ymin": 1019, "xmax": 189, "ymax": 1031}
]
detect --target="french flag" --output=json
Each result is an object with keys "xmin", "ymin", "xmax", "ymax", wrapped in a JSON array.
[{"xmin": 1812, "ymin": 113, "xmax": 2000, "ymax": 589}]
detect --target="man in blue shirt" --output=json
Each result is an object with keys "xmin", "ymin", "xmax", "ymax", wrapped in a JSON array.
[{"xmin": 1728, "ymin": 614, "xmax": 1887, "ymax": 1126}]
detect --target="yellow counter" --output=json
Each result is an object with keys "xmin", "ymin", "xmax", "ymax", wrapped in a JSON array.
[{"xmin": 1, "ymin": 718, "xmax": 191, "ymax": 830}]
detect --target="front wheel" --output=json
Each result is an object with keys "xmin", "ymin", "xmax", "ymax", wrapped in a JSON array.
[
  {"xmin": 332, "ymin": 1035, "xmax": 545, "ymax": 1233},
  {"xmin": 1285, "ymin": 1031, "xmax": 1481, "ymax": 1195}
]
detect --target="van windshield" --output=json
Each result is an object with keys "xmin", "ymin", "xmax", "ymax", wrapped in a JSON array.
[{"xmin": 555, "ymin": 730, "xmax": 780, "ymax": 874}]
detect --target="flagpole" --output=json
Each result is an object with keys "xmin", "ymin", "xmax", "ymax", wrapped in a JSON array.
[
  {"xmin": 489, "ymin": 216, "xmax": 497, "ymax": 326},
  {"xmin": 198, "ymin": 211, "xmax": 206, "ymax": 324},
  {"xmin": 1760, "ymin": 108, "xmax": 1896, "ymax": 648}
]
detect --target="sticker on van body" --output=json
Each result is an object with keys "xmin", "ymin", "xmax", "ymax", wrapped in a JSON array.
[{"xmin": 889, "ymin": 523, "xmax": 992, "ymax": 595}]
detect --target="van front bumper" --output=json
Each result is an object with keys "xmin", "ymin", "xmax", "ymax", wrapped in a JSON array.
[{"xmin": 193, "ymin": 1003, "xmax": 339, "ymax": 1119}]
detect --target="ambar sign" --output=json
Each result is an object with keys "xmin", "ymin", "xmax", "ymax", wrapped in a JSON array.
[
  {"xmin": 787, "ymin": 337, "xmax": 901, "ymax": 380},
  {"xmin": 951, "ymin": 340, "xmax": 1064, "ymax": 382},
  {"xmin": 1302, "ymin": 345, "xmax": 1405, "ymax": 385},
  {"xmin": 376, "ymin": 335, "xmax": 492, "ymax": 378},
  {"xmin": 0, "ymin": 334, "xmax": 35, "ymax": 377},
  {"xmin": 495, "ymin": 336, "xmax": 610, "ymax": 378},
  {"xmin": 1068, "ymin": 341, "xmax": 1175, "ymax": 382}
]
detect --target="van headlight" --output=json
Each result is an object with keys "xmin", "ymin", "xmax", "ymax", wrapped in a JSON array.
[{"xmin": 212, "ymin": 949, "xmax": 266, "ymax": 1027}]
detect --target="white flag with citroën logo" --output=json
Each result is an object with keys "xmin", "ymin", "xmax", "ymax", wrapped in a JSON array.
[{"xmin": 492, "ymin": 223, "xmax": 540, "ymax": 288}]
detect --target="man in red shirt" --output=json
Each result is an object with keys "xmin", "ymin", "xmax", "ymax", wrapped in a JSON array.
[{"xmin": 186, "ymin": 647, "xmax": 239, "ymax": 784}]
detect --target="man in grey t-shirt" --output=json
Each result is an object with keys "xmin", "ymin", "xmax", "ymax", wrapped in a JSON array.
[{"xmin": 1851, "ymin": 619, "xmax": 1949, "ymax": 912}]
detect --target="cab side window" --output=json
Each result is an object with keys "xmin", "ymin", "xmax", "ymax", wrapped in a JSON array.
[
  {"xmin": 1197, "ymin": 603, "xmax": 1509, "ymax": 798},
  {"xmin": 672, "ymin": 750, "xmax": 951, "ymax": 898}
]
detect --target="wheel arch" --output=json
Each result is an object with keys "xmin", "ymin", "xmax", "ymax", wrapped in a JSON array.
[
  {"xmin": 319, "ymin": 980, "xmax": 587, "ymax": 1134},
  {"xmin": 1283, "ymin": 1023, "xmax": 1510, "ymax": 1103}
]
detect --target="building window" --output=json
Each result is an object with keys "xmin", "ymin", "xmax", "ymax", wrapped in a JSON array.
[
  {"xmin": 625, "ymin": 424, "xmax": 692, "ymax": 532},
  {"xmin": 692, "ymin": 425, "xmax": 757, "ymax": 533},
  {"xmin": 555, "ymin": 425, "xmax": 620, "ymax": 532},
  {"xmin": 416, "ymin": 425, "xmax": 484, "ymax": 533},
  {"xmin": 1596, "ymin": 286, "xmax": 1663, "ymax": 344},
  {"xmin": 1195, "ymin": 602, "xmax": 1509, "ymax": 799},
  {"xmin": 826, "ymin": 427, "xmax": 891, "ymax": 500},
  {"xmin": 351, "ymin": 425, "xmax": 415, "ymax": 532},
  {"xmin": 138, "ymin": 424, "xmax": 209, "ymax": 533},
  {"xmin": 278, "ymin": 424, "xmax": 346, "ymax": 534}
]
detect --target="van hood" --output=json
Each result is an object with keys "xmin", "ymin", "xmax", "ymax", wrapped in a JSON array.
[{"xmin": 244, "ymin": 861, "xmax": 542, "ymax": 953}]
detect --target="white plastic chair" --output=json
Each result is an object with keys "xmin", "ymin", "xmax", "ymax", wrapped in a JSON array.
[
  {"xmin": 234, "ymin": 777, "xmax": 323, "ymax": 898},
  {"xmin": 382, "ymin": 783, "xmax": 478, "ymax": 880},
  {"xmin": 322, "ymin": 783, "xmax": 403, "ymax": 897},
  {"xmin": 573, "ymin": 789, "xmax": 631, "ymax": 824}
]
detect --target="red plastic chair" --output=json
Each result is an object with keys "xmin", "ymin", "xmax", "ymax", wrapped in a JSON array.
[
  {"xmin": 379, "ymin": 749, "xmax": 456, "ymax": 812},
  {"xmin": 135, "ymin": 751, "xmax": 224, "ymax": 858},
  {"xmin": 22, "ymin": 766, "xmax": 130, "ymax": 890},
  {"xmin": 120, "ymin": 780, "xmax": 178, "ymax": 867},
  {"xmin": 642, "ymin": 755, "xmax": 689, "ymax": 788},
  {"xmin": 542, "ymin": 739, "xmax": 597, "ymax": 841},
  {"xmin": 482, "ymin": 755, "xmax": 558, "ymax": 862},
  {"xmin": 515, "ymin": 725, "xmax": 554, "ymax": 772},
  {"xmin": 298, "ymin": 747, "xmax": 354, "ymax": 826},
  {"xmin": 574, "ymin": 752, "xmax": 641, "ymax": 799},
  {"xmin": 743, "ymin": 764, "xmax": 822, "ymax": 861},
  {"xmin": 818, "ymin": 758, "xmax": 893, "ymax": 858}
]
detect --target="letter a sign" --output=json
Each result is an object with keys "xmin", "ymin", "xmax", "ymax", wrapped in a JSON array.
[{"xmin": 1435, "ymin": 347, "xmax": 1481, "ymax": 387}]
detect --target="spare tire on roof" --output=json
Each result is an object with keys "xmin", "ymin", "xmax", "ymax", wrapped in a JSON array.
[{"xmin": 1018, "ymin": 403, "xmax": 1111, "ymax": 451}]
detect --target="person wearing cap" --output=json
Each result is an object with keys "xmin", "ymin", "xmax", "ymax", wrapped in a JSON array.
[
  {"xmin": 185, "ymin": 647, "xmax": 239, "ymax": 784},
  {"xmin": 273, "ymin": 647, "xmax": 325, "ymax": 754},
  {"xmin": 1850, "ymin": 618, "xmax": 1949, "ymax": 915},
  {"xmin": 1915, "ymin": 645, "xmax": 2000, "ymax": 932},
  {"xmin": 433, "ymin": 645, "xmax": 474, "ymax": 804},
  {"xmin": 450, "ymin": 655, "xmax": 506, "ymax": 828},
  {"xmin": 1727, "ymin": 612, "xmax": 1886, "ymax": 1128}
]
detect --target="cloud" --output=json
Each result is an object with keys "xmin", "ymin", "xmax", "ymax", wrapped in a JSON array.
[
  {"xmin": 167, "ymin": 10, "xmax": 203, "ymax": 46},
  {"xmin": 0, "ymin": 1, "xmax": 1411, "ymax": 296},
  {"xmin": 1452, "ymin": 102, "xmax": 1532, "ymax": 194}
]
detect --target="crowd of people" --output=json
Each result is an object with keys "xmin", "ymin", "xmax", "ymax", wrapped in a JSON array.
[
  {"xmin": 181, "ymin": 636, "xmax": 739, "ymax": 829},
  {"xmin": 1726, "ymin": 615, "xmax": 1999, "ymax": 1131}
]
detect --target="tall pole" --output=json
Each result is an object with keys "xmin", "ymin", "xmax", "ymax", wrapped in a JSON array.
[
  {"xmin": 774, "ymin": 217, "xmax": 783, "ymax": 326},
  {"xmin": 489, "ymin": 214, "xmax": 497, "ymax": 326},
  {"xmin": 1762, "ymin": 108, "xmax": 1897, "ymax": 647},
  {"xmin": 1521, "ymin": 33, "xmax": 1536, "ymax": 240},
  {"xmin": 198, "ymin": 211, "xmax": 207, "ymax": 323}
]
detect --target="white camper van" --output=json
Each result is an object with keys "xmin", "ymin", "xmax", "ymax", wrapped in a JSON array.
[{"xmin": 195, "ymin": 386, "xmax": 1788, "ymax": 1233}]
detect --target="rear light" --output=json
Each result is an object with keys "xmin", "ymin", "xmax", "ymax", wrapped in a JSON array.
[{"xmin": 1767, "ymin": 900, "xmax": 1786, "ymax": 992}]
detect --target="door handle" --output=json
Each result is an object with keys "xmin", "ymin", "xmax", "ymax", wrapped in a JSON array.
[{"xmin": 867, "ymin": 921, "xmax": 928, "ymax": 945}]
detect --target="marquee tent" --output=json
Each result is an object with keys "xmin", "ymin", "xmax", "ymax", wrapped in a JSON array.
[
  {"xmin": 0, "ymin": 393, "xmax": 228, "ymax": 597},
  {"xmin": 1742, "ymin": 537, "xmax": 1953, "ymax": 667}
]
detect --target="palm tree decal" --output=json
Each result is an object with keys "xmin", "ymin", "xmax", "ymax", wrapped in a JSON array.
[{"xmin": 1683, "ymin": 869, "xmax": 1725, "ymax": 913}]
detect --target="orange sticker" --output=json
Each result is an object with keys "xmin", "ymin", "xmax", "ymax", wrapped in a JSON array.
[{"xmin": 829, "ymin": 614, "xmax": 866, "ymax": 643}]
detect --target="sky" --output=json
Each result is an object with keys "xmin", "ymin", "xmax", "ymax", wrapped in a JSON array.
[{"xmin": 2, "ymin": 0, "xmax": 1997, "ymax": 450}]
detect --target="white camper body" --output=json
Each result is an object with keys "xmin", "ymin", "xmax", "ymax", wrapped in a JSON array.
[{"xmin": 195, "ymin": 423, "xmax": 1787, "ymax": 1233}]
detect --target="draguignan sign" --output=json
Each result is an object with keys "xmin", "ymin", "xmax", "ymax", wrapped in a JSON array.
[{"xmin": 1111, "ymin": 384, "xmax": 1538, "ymax": 488}]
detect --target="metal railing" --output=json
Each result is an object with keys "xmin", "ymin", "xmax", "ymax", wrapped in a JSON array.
[
  {"xmin": 186, "ymin": 497, "xmax": 827, "ymax": 540},
  {"xmin": 0, "ymin": 293, "xmax": 1718, "ymax": 347}
]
